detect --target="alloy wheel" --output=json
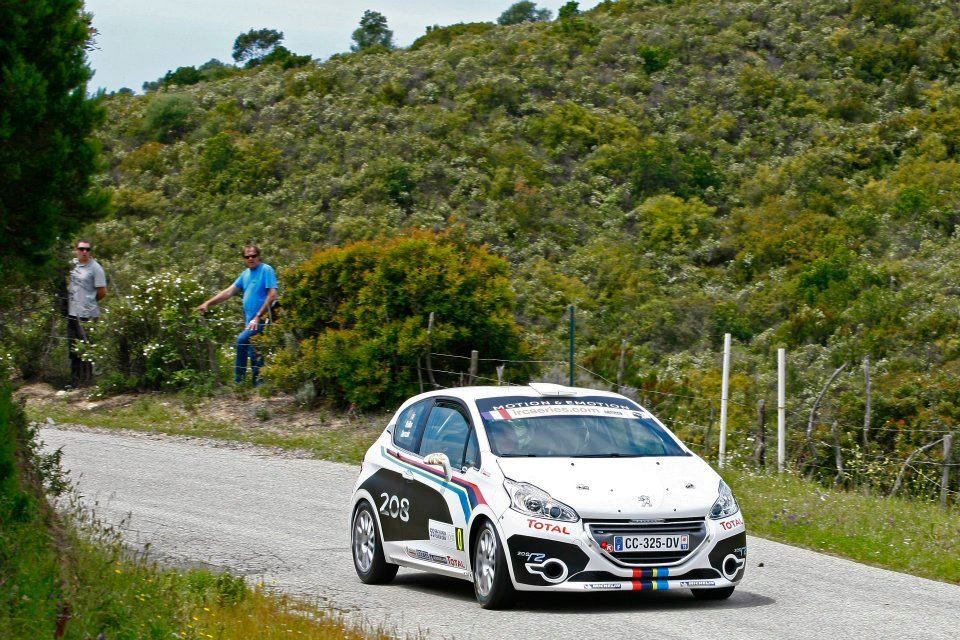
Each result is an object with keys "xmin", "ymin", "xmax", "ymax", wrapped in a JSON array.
[{"xmin": 353, "ymin": 507, "xmax": 376, "ymax": 573}]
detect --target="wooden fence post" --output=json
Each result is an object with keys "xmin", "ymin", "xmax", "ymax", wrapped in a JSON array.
[
  {"xmin": 942, "ymin": 433, "xmax": 954, "ymax": 509},
  {"xmin": 704, "ymin": 403, "xmax": 715, "ymax": 459},
  {"xmin": 200, "ymin": 317, "xmax": 220, "ymax": 387},
  {"xmin": 755, "ymin": 398, "xmax": 766, "ymax": 470},
  {"xmin": 831, "ymin": 420, "xmax": 844, "ymax": 487},
  {"xmin": 617, "ymin": 338, "xmax": 627, "ymax": 393},
  {"xmin": 425, "ymin": 312, "xmax": 437, "ymax": 388},
  {"xmin": 468, "ymin": 350, "xmax": 478, "ymax": 385},
  {"xmin": 806, "ymin": 363, "xmax": 847, "ymax": 469},
  {"xmin": 863, "ymin": 355, "xmax": 871, "ymax": 447}
]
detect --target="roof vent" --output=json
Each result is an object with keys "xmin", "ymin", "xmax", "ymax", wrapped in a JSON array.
[{"xmin": 528, "ymin": 382, "xmax": 579, "ymax": 397}]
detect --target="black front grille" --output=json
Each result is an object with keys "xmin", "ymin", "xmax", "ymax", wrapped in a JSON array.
[{"xmin": 586, "ymin": 517, "xmax": 707, "ymax": 566}]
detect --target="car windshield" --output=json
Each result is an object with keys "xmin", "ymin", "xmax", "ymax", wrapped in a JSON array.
[{"xmin": 475, "ymin": 395, "xmax": 688, "ymax": 458}]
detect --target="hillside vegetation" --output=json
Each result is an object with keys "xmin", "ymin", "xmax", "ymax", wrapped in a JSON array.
[{"xmin": 9, "ymin": 0, "xmax": 960, "ymax": 499}]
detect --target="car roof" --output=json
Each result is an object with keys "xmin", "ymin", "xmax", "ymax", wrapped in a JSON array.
[{"xmin": 408, "ymin": 383, "xmax": 633, "ymax": 404}]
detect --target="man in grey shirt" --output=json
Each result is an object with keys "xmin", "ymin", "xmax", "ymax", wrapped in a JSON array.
[{"xmin": 67, "ymin": 240, "xmax": 107, "ymax": 387}]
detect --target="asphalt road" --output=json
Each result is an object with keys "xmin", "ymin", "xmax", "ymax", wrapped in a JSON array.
[{"xmin": 40, "ymin": 427, "xmax": 960, "ymax": 640}]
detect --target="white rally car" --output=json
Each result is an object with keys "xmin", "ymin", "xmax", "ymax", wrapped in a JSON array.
[{"xmin": 349, "ymin": 383, "xmax": 746, "ymax": 608}]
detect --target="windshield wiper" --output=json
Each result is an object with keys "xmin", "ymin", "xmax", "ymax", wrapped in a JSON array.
[{"xmin": 571, "ymin": 453, "xmax": 631, "ymax": 458}]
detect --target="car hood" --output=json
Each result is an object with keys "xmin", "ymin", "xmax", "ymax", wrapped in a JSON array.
[{"xmin": 496, "ymin": 455, "xmax": 721, "ymax": 519}]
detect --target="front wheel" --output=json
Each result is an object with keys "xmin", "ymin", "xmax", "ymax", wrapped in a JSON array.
[
  {"xmin": 472, "ymin": 520, "xmax": 516, "ymax": 609},
  {"xmin": 351, "ymin": 501, "xmax": 398, "ymax": 584},
  {"xmin": 692, "ymin": 586, "xmax": 735, "ymax": 600}
]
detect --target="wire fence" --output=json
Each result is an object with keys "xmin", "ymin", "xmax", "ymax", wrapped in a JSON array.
[{"xmin": 415, "ymin": 350, "xmax": 960, "ymax": 505}]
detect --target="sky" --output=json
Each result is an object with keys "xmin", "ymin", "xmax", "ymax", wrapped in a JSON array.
[{"xmin": 85, "ymin": 1, "xmax": 603, "ymax": 93}]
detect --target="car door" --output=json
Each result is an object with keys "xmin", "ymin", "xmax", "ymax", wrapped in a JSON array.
[
  {"xmin": 405, "ymin": 399, "xmax": 479, "ymax": 570},
  {"xmin": 357, "ymin": 399, "xmax": 430, "ymax": 547}
]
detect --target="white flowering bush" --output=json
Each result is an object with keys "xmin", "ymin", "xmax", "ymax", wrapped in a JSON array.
[
  {"xmin": 79, "ymin": 272, "xmax": 232, "ymax": 392},
  {"xmin": 0, "ymin": 350, "xmax": 14, "ymax": 381}
]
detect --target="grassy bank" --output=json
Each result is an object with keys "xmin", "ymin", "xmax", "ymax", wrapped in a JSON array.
[
  {"xmin": 725, "ymin": 469, "xmax": 960, "ymax": 584},
  {"xmin": 3, "ymin": 387, "xmax": 395, "ymax": 639},
  {"xmin": 39, "ymin": 530, "xmax": 394, "ymax": 640},
  {"xmin": 13, "ymin": 509, "xmax": 397, "ymax": 640},
  {"xmin": 1, "ymin": 387, "xmax": 64, "ymax": 637}
]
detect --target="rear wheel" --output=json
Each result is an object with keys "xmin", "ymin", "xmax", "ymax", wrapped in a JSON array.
[
  {"xmin": 472, "ymin": 520, "xmax": 516, "ymax": 609},
  {"xmin": 351, "ymin": 501, "xmax": 398, "ymax": 584},
  {"xmin": 692, "ymin": 586, "xmax": 735, "ymax": 600}
]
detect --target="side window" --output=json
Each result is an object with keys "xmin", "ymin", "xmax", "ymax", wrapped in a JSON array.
[
  {"xmin": 392, "ymin": 400, "xmax": 429, "ymax": 452},
  {"xmin": 463, "ymin": 429, "xmax": 480, "ymax": 469},
  {"xmin": 418, "ymin": 402, "xmax": 471, "ymax": 466}
]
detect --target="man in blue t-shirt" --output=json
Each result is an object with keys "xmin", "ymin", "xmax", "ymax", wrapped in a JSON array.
[{"xmin": 197, "ymin": 244, "xmax": 278, "ymax": 385}]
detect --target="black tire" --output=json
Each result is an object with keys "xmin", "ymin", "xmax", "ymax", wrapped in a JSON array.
[
  {"xmin": 351, "ymin": 501, "xmax": 398, "ymax": 584},
  {"xmin": 472, "ymin": 520, "xmax": 516, "ymax": 609},
  {"xmin": 692, "ymin": 586, "xmax": 735, "ymax": 600}
]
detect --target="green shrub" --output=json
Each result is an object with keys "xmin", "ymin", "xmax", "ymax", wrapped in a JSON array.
[
  {"xmin": 629, "ymin": 194, "xmax": 717, "ymax": 254},
  {"xmin": 141, "ymin": 93, "xmax": 199, "ymax": 142},
  {"xmin": 525, "ymin": 102, "xmax": 636, "ymax": 157},
  {"xmin": 466, "ymin": 75, "xmax": 523, "ymax": 115},
  {"xmin": 267, "ymin": 231, "xmax": 530, "ymax": 408},
  {"xmin": 852, "ymin": 0, "xmax": 917, "ymax": 28},
  {"xmin": 551, "ymin": 16, "xmax": 601, "ymax": 47},
  {"xmin": 636, "ymin": 44, "xmax": 671, "ymax": 73},
  {"xmin": 587, "ymin": 136, "xmax": 723, "ymax": 201},
  {"xmin": 190, "ymin": 132, "xmax": 283, "ymax": 195}
]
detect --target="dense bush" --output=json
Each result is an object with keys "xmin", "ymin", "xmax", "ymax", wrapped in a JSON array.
[
  {"xmin": 80, "ymin": 272, "xmax": 233, "ymax": 392},
  {"xmin": 267, "ymin": 232, "xmax": 528, "ymax": 408},
  {"xmin": 140, "ymin": 93, "xmax": 199, "ymax": 142}
]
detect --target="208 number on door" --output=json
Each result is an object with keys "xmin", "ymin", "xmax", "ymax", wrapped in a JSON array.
[{"xmin": 379, "ymin": 493, "xmax": 410, "ymax": 522}]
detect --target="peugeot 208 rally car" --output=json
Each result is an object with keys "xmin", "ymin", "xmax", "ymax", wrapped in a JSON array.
[{"xmin": 349, "ymin": 383, "xmax": 745, "ymax": 609}]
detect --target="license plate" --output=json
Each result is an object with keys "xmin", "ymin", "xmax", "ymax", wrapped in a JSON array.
[{"xmin": 613, "ymin": 534, "xmax": 689, "ymax": 552}]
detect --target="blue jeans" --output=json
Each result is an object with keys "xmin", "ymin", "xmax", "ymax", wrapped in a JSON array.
[{"xmin": 235, "ymin": 324, "xmax": 264, "ymax": 384}]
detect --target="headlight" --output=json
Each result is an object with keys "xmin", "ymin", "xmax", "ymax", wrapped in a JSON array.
[
  {"xmin": 504, "ymin": 478, "xmax": 580, "ymax": 522},
  {"xmin": 709, "ymin": 479, "xmax": 739, "ymax": 519}
]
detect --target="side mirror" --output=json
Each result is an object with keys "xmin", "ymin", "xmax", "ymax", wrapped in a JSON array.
[{"xmin": 423, "ymin": 452, "xmax": 452, "ymax": 481}]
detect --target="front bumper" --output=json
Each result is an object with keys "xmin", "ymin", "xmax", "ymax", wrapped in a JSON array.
[{"xmin": 501, "ymin": 509, "xmax": 746, "ymax": 592}]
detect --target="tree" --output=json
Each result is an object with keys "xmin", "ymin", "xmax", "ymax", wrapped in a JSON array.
[
  {"xmin": 558, "ymin": 1, "xmax": 580, "ymax": 19},
  {"xmin": 497, "ymin": 1, "xmax": 552, "ymax": 25},
  {"xmin": 351, "ymin": 10, "xmax": 395, "ymax": 51},
  {"xmin": 0, "ymin": 3, "xmax": 102, "ymax": 632},
  {"xmin": 161, "ymin": 65, "xmax": 202, "ymax": 87},
  {"xmin": 0, "ymin": 0, "xmax": 105, "ymax": 287},
  {"xmin": 232, "ymin": 28, "xmax": 284, "ymax": 65}
]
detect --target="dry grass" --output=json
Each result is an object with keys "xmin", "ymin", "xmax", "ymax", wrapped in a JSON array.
[
  {"xmin": 20, "ymin": 383, "xmax": 386, "ymax": 463},
  {"xmin": 187, "ymin": 587, "xmax": 397, "ymax": 640}
]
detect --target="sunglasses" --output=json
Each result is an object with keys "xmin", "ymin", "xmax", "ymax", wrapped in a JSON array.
[
  {"xmin": 76, "ymin": 247, "xmax": 92, "ymax": 251},
  {"xmin": 243, "ymin": 254, "xmax": 259, "ymax": 259}
]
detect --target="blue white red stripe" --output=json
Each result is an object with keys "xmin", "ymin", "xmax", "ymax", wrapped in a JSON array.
[{"xmin": 384, "ymin": 447, "xmax": 487, "ymax": 518}]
